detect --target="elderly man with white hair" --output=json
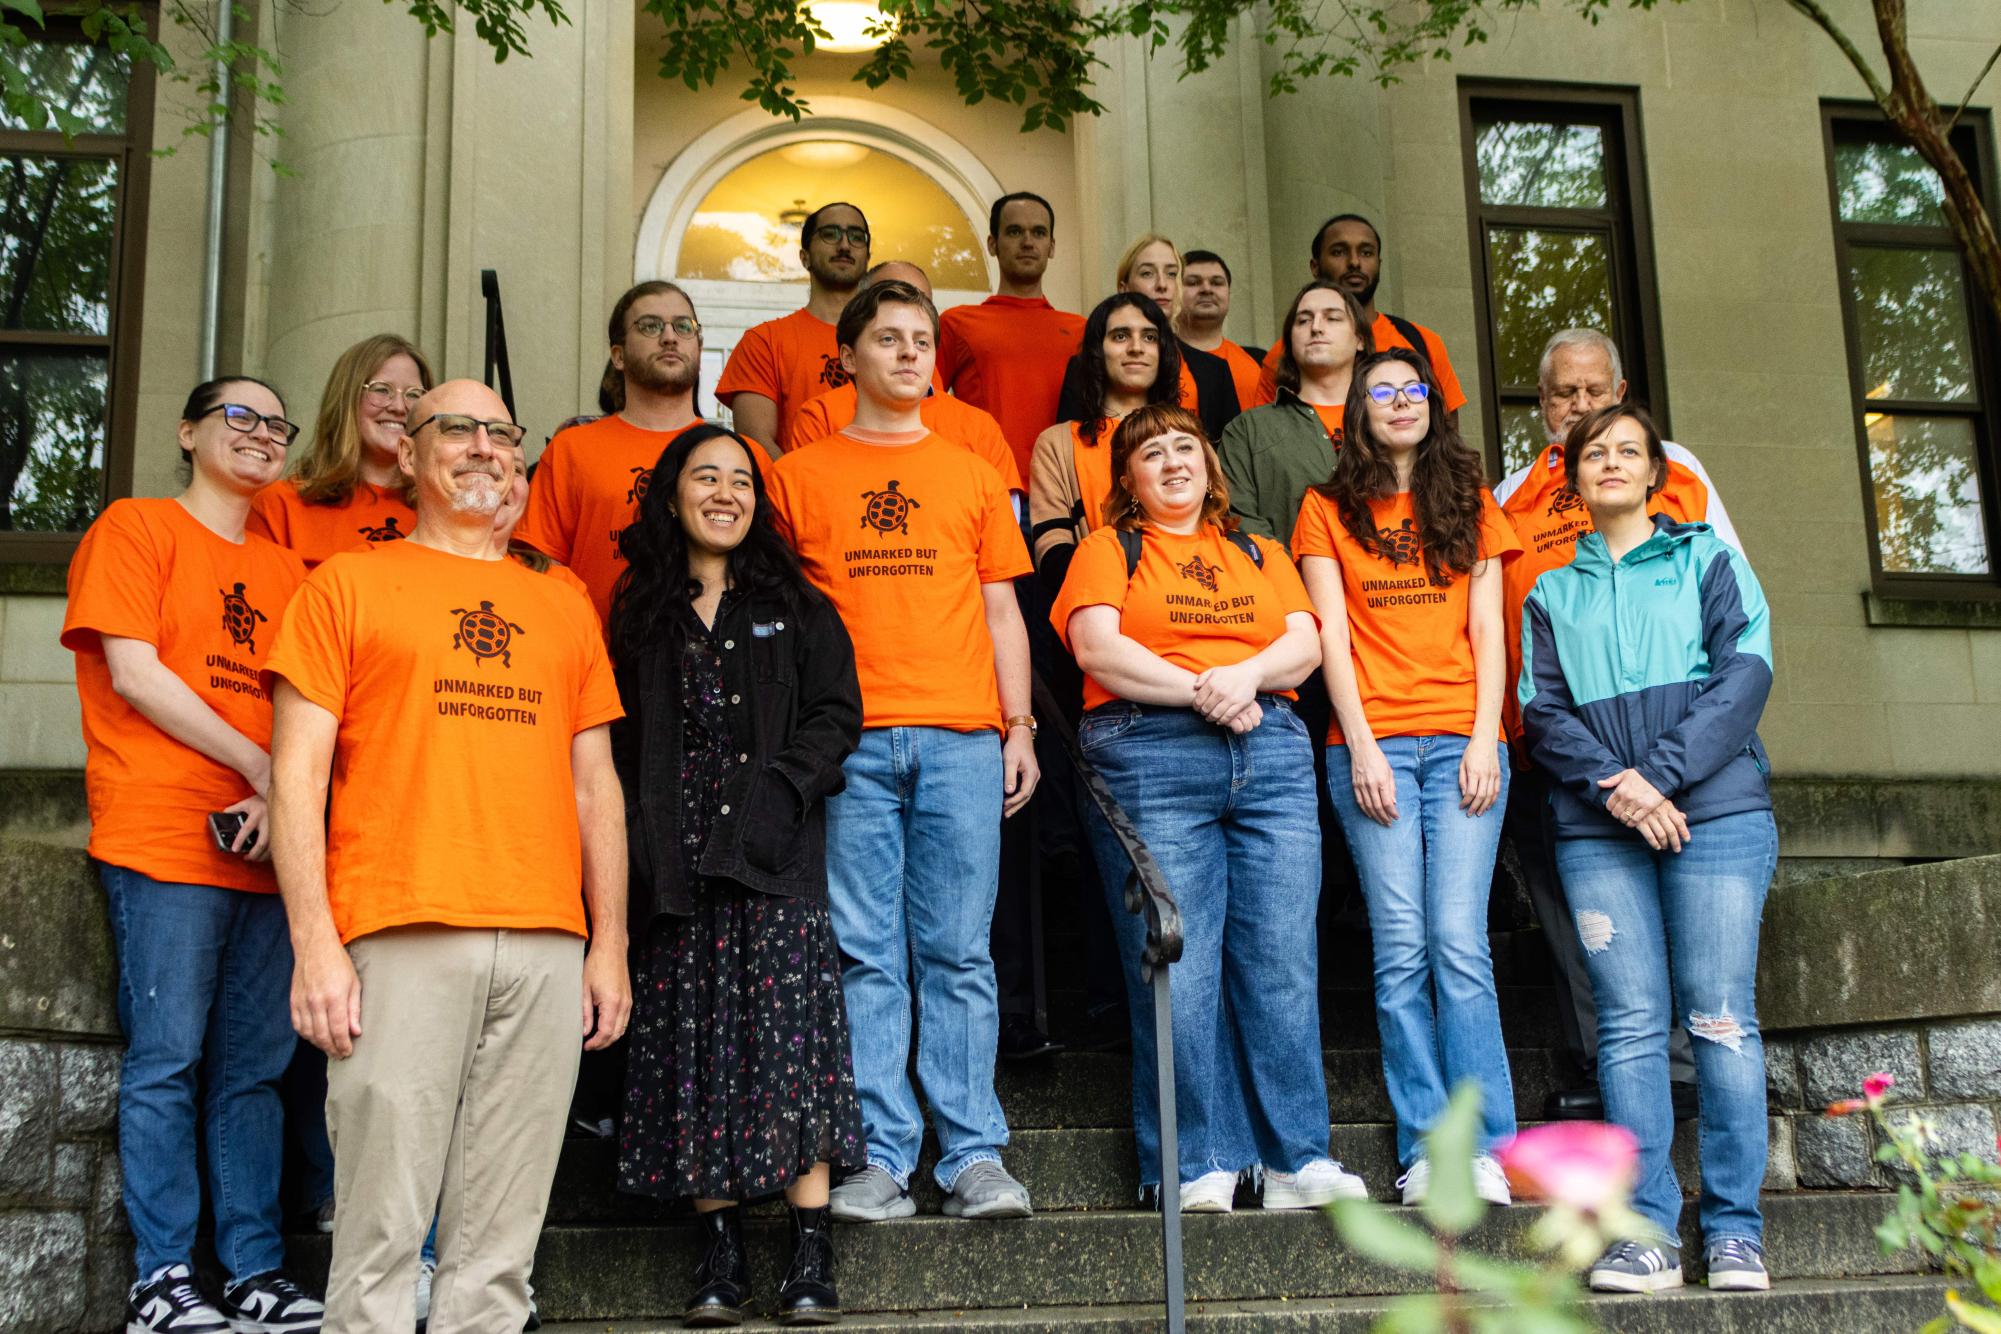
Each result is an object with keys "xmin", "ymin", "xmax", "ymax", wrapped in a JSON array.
[{"xmin": 1496, "ymin": 328, "xmax": 1740, "ymax": 1125}]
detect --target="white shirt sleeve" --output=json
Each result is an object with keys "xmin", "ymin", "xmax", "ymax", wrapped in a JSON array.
[
  {"xmin": 1662, "ymin": 440, "xmax": 1742, "ymax": 553},
  {"xmin": 1493, "ymin": 459, "xmax": 1535, "ymax": 506}
]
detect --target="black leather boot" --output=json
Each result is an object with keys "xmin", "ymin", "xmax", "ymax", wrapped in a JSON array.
[
  {"xmin": 777, "ymin": 1205, "xmax": 840, "ymax": 1325},
  {"xmin": 684, "ymin": 1206, "xmax": 751, "ymax": 1327}
]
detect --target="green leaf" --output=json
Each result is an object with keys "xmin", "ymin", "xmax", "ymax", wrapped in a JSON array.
[
  {"xmin": 1329, "ymin": 1198, "xmax": 1440, "ymax": 1270},
  {"xmin": 1420, "ymin": 1082, "xmax": 1486, "ymax": 1236},
  {"xmin": 0, "ymin": 0, "xmax": 46, "ymax": 24},
  {"xmin": 1946, "ymin": 1291, "xmax": 2001, "ymax": 1334},
  {"xmin": 1920, "ymin": 1317, "xmax": 1953, "ymax": 1334}
]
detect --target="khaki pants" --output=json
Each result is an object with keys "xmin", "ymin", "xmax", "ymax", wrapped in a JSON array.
[{"xmin": 324, "ymin": 926, "xmax": 583, "ymax": 1334}]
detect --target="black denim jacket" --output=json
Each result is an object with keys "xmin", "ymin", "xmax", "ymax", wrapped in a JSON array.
[{"xmin": 610, "ymin": 585, "xmax": 862, "ymax": 930}]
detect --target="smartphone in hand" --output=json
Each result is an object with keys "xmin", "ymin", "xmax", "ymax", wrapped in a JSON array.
[{"xmin": 208, "ymin": 810, "xmax": 253, "ymax": 855}]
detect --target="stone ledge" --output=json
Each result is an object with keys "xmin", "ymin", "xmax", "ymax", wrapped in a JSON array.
[
  {"xmin": 1771, "ymin": 777, "xmax": 2001, "ymax": 860},
  {"xmin": 0, "ymin": 839, "xmax": 117, "ymax": 1040},
  {"xmin": 1864, "ymin": 591, "xmax": 2001, "ymax": 630},
  {"xmin": 0, "ymin": 563, "xmax": 70, "ymax": 596}
]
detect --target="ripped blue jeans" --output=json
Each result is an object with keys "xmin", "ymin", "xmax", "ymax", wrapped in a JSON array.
[{"xmin": 1554, "ymin": 810, "xmax": 1778, "ymax": 1245}]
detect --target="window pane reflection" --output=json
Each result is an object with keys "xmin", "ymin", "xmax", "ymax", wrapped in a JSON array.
[
  {"xmin": 0, "ymin": 42, "xmax": 128, "ymax": 133},
  {"xmin": 1865, "ymin": 413, "xmax": 1990, "ymax": 574},
  {"xmin": 0, "ymin": 350, "xmax": 109, "ymax": 533},
  {"xmin": 1847, "ymin": 245, "xmax": 1976, "ymax": 404},
  {"xmin": 1835, "ymin": 138, "xmax": 1947, "ymax": 226},
  {"xmin": 1485, "ymin": 227, "xmax": 1615, "ymax": 388},
  {"xmin": 1, "ymin": 154, "xmax": 120, "ymax": 335},
  {"xmin": 1500, "ymin": 403, "xmax": 1546, "ymax": 476},
  {"xmin": 1476, "ymin": 121, "xmax": 1608, "ymax": 208}
]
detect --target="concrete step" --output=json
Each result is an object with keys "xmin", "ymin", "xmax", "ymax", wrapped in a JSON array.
[
  {"xmin": 539, "ymin": 1274, "xmax": 1956, "ymax": 1331},
  {"xmin": 288, "ymin": 1190, "xmax": 1912, "ymax": 1321}
]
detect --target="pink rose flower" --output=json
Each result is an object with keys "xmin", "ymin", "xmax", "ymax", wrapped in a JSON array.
[
  {"xmin": 1863, "ymin": 1072, "xmax": 1896, "ymax": 1101},
  {"xmin": 1496, "ymin": 1122, "xmax": 1639, "ymax": 1212}
]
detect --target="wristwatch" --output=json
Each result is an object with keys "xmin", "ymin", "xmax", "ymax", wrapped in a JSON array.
[{"xmin": 1005, "ymin": 714, "xmax": 1038, "ymax": 737}]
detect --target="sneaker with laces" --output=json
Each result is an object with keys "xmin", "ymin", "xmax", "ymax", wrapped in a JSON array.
[
  {"xmin": 1589, "ymin": 1238, "xmax": 1684, "ymax": 1294},
  {"xmin": 1472, "ymin": 1154, "xmax": 1511, "ymax": 1206},
  {"xmin": 1396, "ymin": 1158, "xmax": 1431, "ymax": 1206},
  {"xmin": 217, "ymin": 1271, "xmax": 323, "ymax": 1333},
  {"xmin": 1178, "ymin": 1169, "xmax": 1238, "ymax": 1213},
  {"xmin": 1263, "ymin": 1159, "xmax": 1368, "ymax": 1209},
  {"xmin": 1705, "ymin": 1238, "xmax": 1770, "ymax": 1291},
  {"xmin": 413, "ymin": 1257, "xmax": 436, "ymax": 1332},
  {"xmin": 312, "ymin": 1198, "xmax": 335, "ymax": 1235},
  {"xmin": 828, "ymin": 1164, "xmax": 917, "ymax": 1222},
  {"xmin": 127, "ymin": 1265, "xmax": 230, "ymax": 1334},
  {"xmin": 941, "ymin": 1160, "xmax": 1033, "ymax": 1219}
]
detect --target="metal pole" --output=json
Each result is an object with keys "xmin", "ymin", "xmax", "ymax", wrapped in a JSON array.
[
  {"xmin": 1152, "ymin": 964, "xmax": 1186, "ymax": 1334},
  {"xmin": 196, "ymin": 0, "xmax": 234, "ymax": 381}
]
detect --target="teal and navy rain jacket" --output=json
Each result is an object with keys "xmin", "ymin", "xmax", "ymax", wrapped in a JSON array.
[{"xmin": 1518, "ymin": 514, "xmax": 1773, "ymax": 840}]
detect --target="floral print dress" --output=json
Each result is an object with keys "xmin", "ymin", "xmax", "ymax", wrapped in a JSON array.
[{"xmin": 618, "ymin": 615, "xmax": 864, "ymax": 1201}]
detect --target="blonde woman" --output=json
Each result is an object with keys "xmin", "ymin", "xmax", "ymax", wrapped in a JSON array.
[{"xmin": 248, "ymin": 333, "xmax": 433, "ymax": 566}]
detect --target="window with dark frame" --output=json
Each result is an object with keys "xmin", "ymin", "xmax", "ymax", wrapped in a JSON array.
[
  {"xmin": 1458, "ymin": 85, "xmax": 1666, "ymax": 478},
  {"xmin": 1824, "ymin": 107, "xmax": 2000, "ymax": 589},
  {"xmin": 1, "ymin": 22, "xmax": 153, "ymax": 563}
]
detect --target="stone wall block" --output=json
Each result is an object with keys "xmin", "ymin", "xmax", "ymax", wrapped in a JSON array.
[
  {"xmin": 0, "ymin": 1038, "xmax": 57, "ymax": 1198},
  {"xmin": 1765, "ymin": 1115, "xmax": 1798, "ymax": 1191},
  {"xmin": 92, "ymin": 1149, "xmax": 127, "ymax": 1237},
  {"xmin": 50, "ymin": 1142, "xmax": 94, "ymax": 1208},
  {"xmin": 1927, "ymin": 1019, "xmax": 2001, "ymax": 1100},
  {"xmin": 0, "ymin": 1211, "xmax": 87, "ymax": 1332},
  {"xmin": 1764, "ymin": 1035, "xmax": 1804, "ymax": 1109},
  {"xmin": 1794, "ymin": 1112, "xmax": 1878, "ymax": 1188},
  {"xmin": 85, "ymin": 1238, "xmax": 131, "ymax": 1333},
  {"xmin": 1885, "ymin": 1104, "xmax": 2001, "ymax": 1174},
  {"xmin": 57, "ymin": 1042, "xmax": 122, "ymax": 1135},
  {"xmin": 1800, "ymin": 1029, "xmax": 1923, "ymax": 1108}
]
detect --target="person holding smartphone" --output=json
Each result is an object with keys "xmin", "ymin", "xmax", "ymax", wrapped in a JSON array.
[{"xmin": 62, "ymin": 377, "xmax": 323, "ymax": 1333}]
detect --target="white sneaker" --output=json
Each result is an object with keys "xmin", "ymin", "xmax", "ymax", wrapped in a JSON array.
[
  {"xmin": 1396, "ymin": 1158, "xmax": 1431, "ymax": 1205},
  {"xmin": 1473, "ymin": 1154, "xmax": 1511, "ymax": 1206},
  {"xmin": 1263, "ymin": 1158, "xmax": 1369, "ymax": 1209},
  {"xmin": 1178, "ymin": 1169, "xmax": 1237, "ymax": 1213},
  {"xmin": 414, "ymin": 1257, "xmax": 436, "ymax": 1327}
]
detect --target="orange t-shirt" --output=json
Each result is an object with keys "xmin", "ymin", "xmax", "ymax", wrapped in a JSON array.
[
  {"xmin": 714, "ymin": 308, "xmax": 847, "ymax": 451},
  {"xmin": 1218, "ymin": 339, "xmax": 1264, "ymax": 412},
  {"xmin": 786, "ymin": 384, "xmax": 1023, "ymax": 492},
  {"xmin": 1498, "ymin": 444, "xmax": 1711, "ymax": 743},
  {"xmin": 938, "ymin": 295, "xmax": 1087, "ymax": 480},
  {"xmin": 62, "ymin": 499, "xmax": 306, "ymax": 892},
  {"xmin": 1253, "ymin": 314, "xmax": 1468, "ymax": 414},
  {"xmin": 766, "ymin": 431, "xmax": 1031, "ymax": 731},
  {"xmin": 1069, "ymin": 420, "xmax": 1118, "ymax": 532},
  {"xmin": 1051, "ymin": 522, "xmax": 1316, "ymax": 712},
  {"xmin": 1310, "ymin": 402, "xmax": 1347, "ymax": 445},
  {"xmin": 247, "ymin": 479, "xmax": 414, "ymax": 569},
  {"xmin": 1292, "ymin": 487, "xmax": 1520, "ymax": 745},
  {"xmin": 262, "ymin": 541, "xmax": 623, "ymax": 943}
]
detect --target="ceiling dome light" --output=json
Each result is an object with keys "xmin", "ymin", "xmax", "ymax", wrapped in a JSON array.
[
  {"xmin": 777, "ymin": 140, "xmax": 872, "ymax": 171},
  {"xmin": 802, "ymin": 0, "xmax": 894, "ymax": 53}
]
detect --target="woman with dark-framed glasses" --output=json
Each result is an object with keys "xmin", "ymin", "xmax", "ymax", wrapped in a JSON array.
[{"xmin": 249, "ymin": 333, "xmax": 434, "ymax": 566}]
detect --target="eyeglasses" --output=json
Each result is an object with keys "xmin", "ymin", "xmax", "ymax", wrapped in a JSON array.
[
  {"xmin": 629, "ymin": 314, "xmax": 701, "ymax": 340},
  {"xmin": 1365, "ymin": 382, "xmax": 1431, "ymax": 406},
  {"xmin": 812, "ymin": 224, "xmax": 871, "ymax": 247},
  {"xmin": 361, "ymin": 381, "xmax": 425, "ymax": 407},
  {"xmin": 408, "ymin": 413, "xmax": 528, "ymax": 449},
  {"xmin": 199, "ymin": 403, "xmax": 301, "ymax": 445}
]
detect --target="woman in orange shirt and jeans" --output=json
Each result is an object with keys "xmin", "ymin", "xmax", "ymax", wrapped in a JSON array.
[{"xmin": 1295, "ymin": 348, "xmax": 1522, "ymax": 1207}]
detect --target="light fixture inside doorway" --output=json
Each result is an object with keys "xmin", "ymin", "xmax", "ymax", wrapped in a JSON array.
[
  {"xmin": 801, "ymin": 0, "xmax": 894, "ymax": 53},
  {"xmin": 778, "ymin": 141, "xmax": 871, "ymax": 171}
]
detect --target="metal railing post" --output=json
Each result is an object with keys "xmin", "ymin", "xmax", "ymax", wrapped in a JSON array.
[{"xmin": 1150, "ymin": 957, "xmax": 1186, "ymax": 1332}]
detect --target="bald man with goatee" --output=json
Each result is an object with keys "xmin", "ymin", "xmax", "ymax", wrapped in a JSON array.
[{"xmin": 266, "ymin": 380, "xmax": 629, "ymax": 1333}]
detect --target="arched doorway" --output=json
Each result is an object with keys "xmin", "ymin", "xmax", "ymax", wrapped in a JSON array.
[{"xmin": 635, "ymin": 99, "xmax": 1003, "ymax": 417}]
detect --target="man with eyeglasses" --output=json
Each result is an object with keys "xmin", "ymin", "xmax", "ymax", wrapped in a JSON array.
[
  {"xmin": 1493, "ymin": 326, "xmax": 1739, "ymax": 1127},
  {"xmin": 716, "ymin": 201, "xmax": 872, "ymax": 452},
  {"xmin": 267, "ymin": 379, "xmax": 630, "ymax": 1333}
]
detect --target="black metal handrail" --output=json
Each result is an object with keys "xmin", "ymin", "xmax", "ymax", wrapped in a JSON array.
[
  {"xmin": 481, "ymin": 269, "xmax": 517, "ymax": 421},
  {"xmin": 1030, "ymin": 671, "xmax": 1188, "ymax": 1334}
]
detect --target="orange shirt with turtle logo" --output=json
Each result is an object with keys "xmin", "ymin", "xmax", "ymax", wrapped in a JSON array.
[
  {"xmin": 63, "ymin": 498, "xmax": 306, "ymax": 892},
  {"xmin": 785, "ymin": 381, "xmax": 1024, "ymax": 492},
  {"xmin": 262, "ymin": 540, "xmax": 622, "ymax": 943},
  {"xmin": 715, "ymin": 308, "xmax": 848, "ymax": 452},
  {"xmin": 247, "ymin": 478, "xmax": 415, "ymax": 569}
]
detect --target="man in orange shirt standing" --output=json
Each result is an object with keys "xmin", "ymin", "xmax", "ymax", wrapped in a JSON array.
[
  {"xmin": 1175, "ymin": 250, "xmax": 1263, "ymax": 412},
  {"xmin": 1495, "ymin": 326, "xmax": 1738, "ymax": 1126},
  {"xmin": 767, "ymin": 280, "xmax": 1040, "ymax": 1223},
  {"xmin": 266, "ymin": 380, "xmax": 630, "ymax": 1333},
  {"xmin": 715, "ymin": 201, "xmax": 871, "ymax": 452}
]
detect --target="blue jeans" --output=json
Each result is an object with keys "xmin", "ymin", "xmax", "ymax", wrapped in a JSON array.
[
  {"xmin": 1326, "ymin": 736, "xmax": 1515, "ymax": 1168},
  {"xmin": 826, "ymin": 726, "xmax": 1008, "ymax": 1190},
  {"xmin": 1555, "ymin": 810, "xmax": 1777, "ymax": 1244},
  {"xmin": 99, "ymin": 862, "xmax": 295, "ymax": 1282},
  {"xmin": 1080, "ymin": 699, "xmax": 1329, "ymax": 1187}
]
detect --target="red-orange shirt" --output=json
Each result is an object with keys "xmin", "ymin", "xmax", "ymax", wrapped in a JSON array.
[
  {"xmin": 263, "ymin": 541, "xmax": 622, "ymax": 943},
  {"xmin": 62, "ymin": 499, "xmax": 306, "ymax": 892},
  {"xmin": 247, "ymin": 479, "xmax": 414, "ymax": 569},
  {"xmin": 714, "ymin": 308, "xmax": 848, "ymax": 451},
  {"xmin": 1052, "ymin": 522, "xmax": 1315, "ymax": 712},
  {"xmin": 938, "ymin": 295, "xmax": 1086, "ymax": 480},
  {"xmin": 787, "ymin": 384, "xmax": 1023, "ymax": 492},
  {"xmin": 1253, "ymin": 314, "xmax": 1467, "ymax": 414},
  {"xmin": 1292, "ymin": 488, "xmax": 1520, "ymax": 744},
  {"xmin": 1310, "ymin": 402, "xmax": 1346, "ymax": 444},
  {"xmin": 766, "ymin": 431, "xmax": 1030, "ymax": 730},
  {"xmin": 1218, "ymin": 339, "xmax": 1264, "ymax": 412}
]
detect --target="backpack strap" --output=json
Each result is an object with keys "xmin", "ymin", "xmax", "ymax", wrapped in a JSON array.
[
  {"xmin": 1118, "ymin": 527, "xmax": 1144, "ymax": 579},
  {"xmin": 1385, "ymin": 313, "xmax": 1431, "ymax": 368},
  {"xmin": 1224, "ymin": 528, "xmax": 1265, "ymax": 569}
]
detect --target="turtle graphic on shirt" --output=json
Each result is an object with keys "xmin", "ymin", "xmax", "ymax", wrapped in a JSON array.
[
  {"xmin": 356, "ymin": 515, "xmax": 406, "ymax": 543},
  {"xmin": 860, "ymin": 480, "xmax": 920, "ymax": 536},
  {"xmin": 817, "ymin": 353, "xmax": 852, "ymax": 391},
  {"xmin": 1547, "ymin": 486, "xmax": 1585, "ymax": 518},
  {"xmin": 1376, "ymin": 517, "xmax": 1422, "ymax": 568},
  {"xmin": 450, "ymin": 600, "xmax": 526, "ymax": 668},
  {"xmin": 627, "ymin": 467, "xmax": 652, "ymax": 505},
  {"xmin": 1177, "ymin": 553, "xmax": 1221, "ymax": 593},
  {"xmin": 218, "ymin": 583, "xmax": 268, "ymax": 653}
]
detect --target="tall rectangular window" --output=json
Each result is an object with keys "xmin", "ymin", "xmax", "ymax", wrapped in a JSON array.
[
  {"xmin": 1824, "ymin": 108, "xmax": 2000, "ymax": 587},
  {"xmin": 1459, "ymin": 85, "xmax": 1665, "ymax": 476},
  {"xmin": 1, "ymin": 24, "xmax": 153, "ymax": 562}
]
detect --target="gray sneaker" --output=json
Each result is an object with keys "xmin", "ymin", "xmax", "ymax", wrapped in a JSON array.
[
  {"xmin": 1705, "ymin": 1238, "xmax": 1770, "ymax": 1291},
  {"xmin": 1589, "ymin": 1238, "xmax": 1684, "ymax": 1294},
  {"xmin": 942, "ymin": 1160, "xmax": 1032, "ymax": 1219},
  {"xmin": 828, "ymin": 1165, "xmax": 916, "ymax": 1222}
]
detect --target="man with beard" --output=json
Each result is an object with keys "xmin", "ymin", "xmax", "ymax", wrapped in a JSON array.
[
  {"xmin": 267, "ymin": 380, "xmax": 628, "ymax": 1331},
  {"xmin": 1251, "ymin": 214, "xmax": 1467, "ymax": 417},
  {"xmin": 717, "ymin": 201, "xmax": 872, "ymax": 452},
  {"xmin": 1175, "ymin": 250, "xmax": 1264, "ymax": 413},
  {"xmin": 517, "ymin": 281, "xmax": 768, "ymax": 627}
]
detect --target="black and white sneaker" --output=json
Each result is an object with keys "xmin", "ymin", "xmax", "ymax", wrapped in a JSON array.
[
  {"xmin": 126, "ymin": 1265, "xmax": 230, "ymax": 1333},
  {"xmin": 1705, "ymin": 1237, "xmax": 1771, "ymax": 1291},
  {"xmin": 1588, "ymin": 1238, "xmax": 1684, "ymax": 1294},
  {"xmin": 217, "ymin": 1272, "xmax": 324, "ymax": 1332}
]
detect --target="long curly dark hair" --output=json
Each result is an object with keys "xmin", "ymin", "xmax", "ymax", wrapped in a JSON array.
[
  {"xmin": 1316, "ymin": 348, "xmax": 1488, "ymax": 587},
  {"xmin": 1075, "ymin": 293, "xmax": 1182, "ymax": 448},
  {"xmin": 607, "ymin": 424, "xmax": 810, "ymax": 664}
]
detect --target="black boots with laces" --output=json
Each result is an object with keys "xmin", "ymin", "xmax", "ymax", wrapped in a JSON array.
[
  {"xmin": 776, "ymin": 1205, "xmax": 840, "ymax": 1326},
  {"xmin": 684, "ymin": 1206, "xmax": 752, "ymax": 1327}
]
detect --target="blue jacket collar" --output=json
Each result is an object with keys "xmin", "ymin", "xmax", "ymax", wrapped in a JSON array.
[{"xmin": 1573, "ymin": 512, "xmax": 1712, "ymax": 571}]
